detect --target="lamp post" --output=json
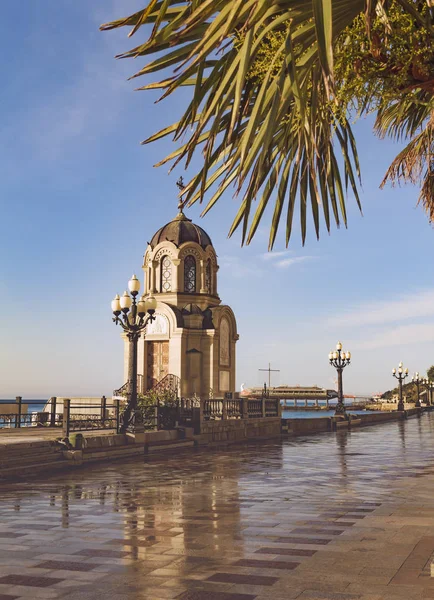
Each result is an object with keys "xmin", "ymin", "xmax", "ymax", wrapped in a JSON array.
[
  {"xmin": 428, "ymin": 380, "xmax": 434, "ymax": 406},
  {"xmin": 328, "ymin": 342, "xmax": 351, "ymax": 415},
  {"xmin": 412, "ymin": 372, "xmax": 422, "ymax": 408},
  {"xmin": 423, "ymin": 378, "xmax": 434, "ymax": 406},
  {"xmin": 112, "ymin": 275, "xmax": 157, "ymax": 433},
  {"xmin": 392, "ymin": 362, "xmax": 408, "ymax": 412}
]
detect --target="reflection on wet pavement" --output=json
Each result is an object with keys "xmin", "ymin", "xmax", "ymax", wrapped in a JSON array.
[{"xmin": 2, "ymin": 414, "xmax": 434, "ymax": 598}]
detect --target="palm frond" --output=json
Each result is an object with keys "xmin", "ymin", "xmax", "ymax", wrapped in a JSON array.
[
  {"xmin": 101, "ymin": 0, "xmax": 365, "ymax": 246},
  {"xmin": 101, "ymin": 0, "xmax": 434, "ymax": 243},
  {"xmin": 380, "ymin": 110, "xmax": 434, "ymax": 221}
]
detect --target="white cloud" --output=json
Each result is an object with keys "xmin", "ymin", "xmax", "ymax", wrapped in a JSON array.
[
  {"xmin": 260, "ymin": 251, "xmax": 316, "ymax": 269},
  {"xmin": 275, "ymin": 256, "xmax": 315, "ymax": 269},
  {"xmin": 261, "ymin": 250, "xmax": 293, "ymax": 261},
  {"xmin": 328, "ymin": 288, "xmax": 434, "ymax": 328},
  {"xmin": 354, "ymin": 322, "xmax": 434, "ymax": 350}
]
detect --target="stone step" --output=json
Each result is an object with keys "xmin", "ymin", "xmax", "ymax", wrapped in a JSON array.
[
  {"xmin": 0, "ymin": 444, "xmax": 60, "ymax": 460},
  {"xmin": 0, "ymin": 440, "xmax": 58, "ymax": 453},
  {"xmin": 0, "ymin": 446, "xmax": 57, "ymax": 461},
  {"xmin": 146, "ymin": 440, "xmax": 195, "ymax": 453},
  {"xmin": 0, "ymin": 458, "xmax": 68, "ymax": 480},
  {"xmin": 0, "ymin": 451, "xmax": 63, "ymax": 470}
]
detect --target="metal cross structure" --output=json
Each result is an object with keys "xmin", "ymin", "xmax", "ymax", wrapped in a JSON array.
[{"xmin": 258, "ymin": 363, "xmax": 280, "ymax": 389}]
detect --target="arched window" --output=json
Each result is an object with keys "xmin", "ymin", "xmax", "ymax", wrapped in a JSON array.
[
  {"xmin": 220, "ymin": 318, "xmax": 230, "ymax": 366},
  {"xmin": 205, "ymin": 259, "xmax": 212, "ymax": 294},
  {"xmin": 160, "ymin": 255, "xmax": 172, "ymax": 292},
  {"xmin": 184, "ymin": 255, "xmax": 196, "ymax": 293}
]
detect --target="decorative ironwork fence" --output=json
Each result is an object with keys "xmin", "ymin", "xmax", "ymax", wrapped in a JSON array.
[
  {"xmin": 63, "ymin": 396, "xmax": 195, "ymax": 436},
  {"xmin": 63, "ymin": 398, "xmax": 120, "ymax": 436},
  {"xmin": 0, "ymin": 398, "xmax": 61, "ymax": 429},
  {"xmin": 113, "ymin": 374, "xmax": 144, "ymax": 397}
]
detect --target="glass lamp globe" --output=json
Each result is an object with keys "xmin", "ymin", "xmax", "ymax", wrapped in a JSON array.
[
  {"xmin": 145, "ymin": 294, "xmax": 157, "ymax": 313},
  {"xmin": 128, "ymin": 274, "xmax": 140, "ymax": 294},
  {"xmin": 137, "ymin": 298, "xmax": 147, "ymax": 316},
  {"xmin": 333, "ymin": 351, "xmax": 338, "ymax": 360},
  {"xmin": 336, "ymin": 341, "xmax": 342, "ymax": 351},
  {"xmin": 120, "ymin": 291, "xmax": 132, "ymax": 310},
  {"xmin": 392, "ymin": 368, "xmax": 396, "ymax": 374},
  {"xmin": 111, "ymin": 294, "xmax": 121, "ymax": 313},
  {"xmin": 346, "ymin": 351, "xmax": 351, "ymax": 360},
  {"xmin": 341, "ymin": 352, "xmax": 346, "ymax": 360},
  {"xmin": 328, "ymin": 352, "xmax": 333, "ymax": 360}
]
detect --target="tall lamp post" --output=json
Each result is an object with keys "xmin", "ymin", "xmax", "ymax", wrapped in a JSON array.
[
  {"xmin": 392, "ymin": 362, "xmax": 408, "ymax": 412},
  {"xmin": 424, "ymin": 378, "xmax": 434, "ymax": 406},
  {"xmin": 428, "ymin": 380, "xmax": 434, "ymax": 406},
  {"xmin": 412, "ymin": 372, "xmax": 422, "ymax": 408},
  {"xmin": 111, "ymin": 275, "xmax": 157, "ymax": 433},
  {"xmin": 329, "ymin": 342, "xmax": 351, "ymax": 415}
]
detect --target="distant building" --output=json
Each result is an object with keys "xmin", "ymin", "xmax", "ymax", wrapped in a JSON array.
[{"xmin": 240, "ymin": 386, "xmax": 337, "ymax": 400}]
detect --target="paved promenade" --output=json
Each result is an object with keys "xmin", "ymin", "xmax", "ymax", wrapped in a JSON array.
[{"xmin": 1, "ymin": 415, "xmax": 434, "ymax": 600}]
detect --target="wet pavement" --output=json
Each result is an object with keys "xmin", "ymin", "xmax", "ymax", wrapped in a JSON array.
[{"xmin": 2, "ymin": 414, "xmax": 434, "ymax": 599}]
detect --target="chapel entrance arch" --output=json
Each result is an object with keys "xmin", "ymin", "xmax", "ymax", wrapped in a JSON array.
[{"xmin": 146, "ymin": 341, "xmax": 169, "ymax": 389}]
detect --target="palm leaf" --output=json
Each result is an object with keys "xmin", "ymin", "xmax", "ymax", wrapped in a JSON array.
[{"xmin": 101, "ymin": 0, "xmax": 433, "ymax": 245}]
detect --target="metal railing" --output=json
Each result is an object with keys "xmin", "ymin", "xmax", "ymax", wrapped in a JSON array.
[
  {"xmin": 2, "ymin": 395, "xmax": 281, "ymax": 437},
  {"xmin": 63, "ymin": 398, "xmax": 121, "ymax": 436},
  {"xmin": 0, "ymin": 397, "xmax": 61, "ymax": 429},
  {"xmin": 113, "ymin": 374, "xmax": 144, "ymax": 397},
  {"xmin": 62, "ymin": 397, "xmax": 195, "ymax": 436},
  {"xmin": 201, "ymin": 397, "xmax": 280, "ymax": 421}
]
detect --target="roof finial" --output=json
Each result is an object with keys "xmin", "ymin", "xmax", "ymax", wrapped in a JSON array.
[{"xmin": 176, "ymin": 176, "xmax": 185, "ymax": 213}]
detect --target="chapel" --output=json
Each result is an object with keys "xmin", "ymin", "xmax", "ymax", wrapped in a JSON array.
[{"xmin": 122, "ymin": 201, "xmax": 238, "ymax": 399}]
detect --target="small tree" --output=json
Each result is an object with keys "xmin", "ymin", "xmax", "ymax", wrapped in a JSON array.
[{"xmin": 427, "ymin": 365, "xmax": 434, "ymax": 380}]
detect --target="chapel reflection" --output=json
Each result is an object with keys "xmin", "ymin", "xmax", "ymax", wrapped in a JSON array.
[{"xmin": 99, "ymin": 453, "xmax": 248, "ymax": 564}]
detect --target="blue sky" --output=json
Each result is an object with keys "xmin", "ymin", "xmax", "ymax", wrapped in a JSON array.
[{"xmin": 0, "ymin": 1, "xmax": 433, "ymax": 398}]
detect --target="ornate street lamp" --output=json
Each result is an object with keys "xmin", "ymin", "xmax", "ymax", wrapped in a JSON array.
[
  {"xmin": 423, "ymin": 378, "xmax": 434, "ymax": 406},
  {"xmin": 428, "ymin": 380, "xmax": 434, "ymax": 406},
  {"xmin": 392, "ymin": 362, "xmax": 408, "ymax": 412},
  {"xmin": 112, "ymin": 275, "xmax": 157, "ymax": 432},
  {"xmin": 328, "ymin": 342, "xmax": 351, "ymax": 415},
  {"xmin": 412, "ymin": 372, "xmax": 422, "ymax": 408}
]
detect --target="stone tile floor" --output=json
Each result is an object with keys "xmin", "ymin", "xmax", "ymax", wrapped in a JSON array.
[{"xmin": 2, "ymin": 414, "xmax": 434, "ymax": 598}]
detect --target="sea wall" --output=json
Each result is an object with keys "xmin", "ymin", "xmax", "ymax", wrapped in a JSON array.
[
  {"xmin": 198, "ymin": 417, "xmax": 281, "ymax": 445},
  {"xmin": 282, "ymin": 417, "xmax": 331, "ymax": 435},
  {"xmin": 282, "ymin": 408, "xmax": 423, "ymax": 436}
]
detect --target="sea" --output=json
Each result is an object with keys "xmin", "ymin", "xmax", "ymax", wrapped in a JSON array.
[
  {"xmin": 0, "ymin": 399, "xmax": 48, "ymax": 413},
  {"xmin": 281, "ymin": 409, "xmax": 379, "ymax": 419},
  {"xmin": 280, "ymin": 398, "xmax": 380, "ymax": 418}
]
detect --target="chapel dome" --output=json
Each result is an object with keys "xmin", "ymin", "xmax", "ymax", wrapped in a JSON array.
[{"xmin": 149, "ymin": 210, "xmax": 213, "ymax": 250}]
